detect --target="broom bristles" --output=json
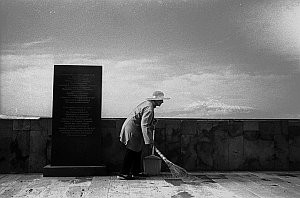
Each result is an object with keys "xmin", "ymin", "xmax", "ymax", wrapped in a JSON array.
[{"xmin": 154, "ymin": 147, "xmax": 190, "ymax": 178}]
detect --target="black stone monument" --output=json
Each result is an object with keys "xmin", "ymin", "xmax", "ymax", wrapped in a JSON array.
[{"xmin": 43, "ymin": 65, "xmax": 107, "ymax": 176}]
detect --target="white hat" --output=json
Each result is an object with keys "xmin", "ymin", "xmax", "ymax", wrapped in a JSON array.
[{"xmin": 146, "ymin": 91, "xmax": 170, "ymax": 100}]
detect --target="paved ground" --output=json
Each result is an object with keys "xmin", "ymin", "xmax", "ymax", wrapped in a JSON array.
[{"xmin": 1, "ymin": 172, "xmax": 300, "ymax": 198}]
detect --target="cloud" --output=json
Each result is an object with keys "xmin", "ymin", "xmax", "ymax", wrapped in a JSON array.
[
  {"xmin": 0, "ymin": 65, "xmax": 53, "ymax": 116},
  {"xmin": 3, "ymin": 38, "xmax": 53, "ymax": 51},
  {"xmin": 0, "ymin": 51, "xmax": 54, "ymax": 116},
  {"xmin": 183, "ymin": 99, "xmax": 256, "ymax": 115},
  {"xmin": 54, "ymin": 53, "xmax": 166, "ymax": 81},
  {"xmin": 238, "ymin": 1, "xmax": 300, "ymax": 62},
  {"xmin": 153, "ymin": 71, "xmax": 297, "ymax": 118},
  {"xmin": 51, "ymin": 0, "xmax": 213, "ymax": 3},
  {"xmin": 158, "ymin": 101, "xmax": 257, "ymax": 118},
  {"xmin": 21, "ymin": 38, "xmax": 53, "ymax": 48},
  {"xmin": 0, "ymin": 54, "xmax": 54, "ymax": 71},
  {"xmin": 0, "ymin": 39, "xmax": 54, "ymax": 74}
]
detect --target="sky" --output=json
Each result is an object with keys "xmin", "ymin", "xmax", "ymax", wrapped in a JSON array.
[{"xmin": 0, "ymin": 0, "xmax": 300, "ymax": 118}]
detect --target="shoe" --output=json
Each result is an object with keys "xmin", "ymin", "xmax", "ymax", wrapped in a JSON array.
[
  {"xmin": 132, "ymin": 172, "xmax": 148, "ymax": 177},
  {"xmin": 117, "ymin": 174, "xmax": 134, "ymax": 180}
]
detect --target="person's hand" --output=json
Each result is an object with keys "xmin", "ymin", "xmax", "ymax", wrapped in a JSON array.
[{"xmin": 147, "ymin": 142, "xmax": 154, "ymax": 149}]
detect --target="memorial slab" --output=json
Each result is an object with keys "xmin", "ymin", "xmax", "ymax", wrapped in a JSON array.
[{"xmin": 44, "ymin": 65, "xmax": 106, "ymax": 176}]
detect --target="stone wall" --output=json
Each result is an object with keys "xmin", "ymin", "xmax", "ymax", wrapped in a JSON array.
[
  {"xmin": 0, "ymin": 119, "xmax": 51, "ymax": 173},
  {"xmin": 0, "ymin": 118, "xmax": 299, "ymax": 173}
]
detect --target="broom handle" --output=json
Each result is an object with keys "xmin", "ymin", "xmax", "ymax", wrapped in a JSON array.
[
  {"xmin": 152, "ymin": 125, "xmax": 155, "ymax": 155},
  {"xmin": 154, "ymin": 147, "xmax": 166, "ymax": 161}
]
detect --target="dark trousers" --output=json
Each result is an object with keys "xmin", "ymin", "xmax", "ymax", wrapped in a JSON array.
[{"xmin": 120, "ymin": 148, "xmax": 142, "ymax": 175}]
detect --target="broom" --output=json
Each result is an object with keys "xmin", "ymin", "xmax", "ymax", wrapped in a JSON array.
[
  {"xmin": 150, "ymin": 121, "xmax": 190, "ymax": 178},
  {"xmin": 154, "ymin": 146, "xmax": 190, "ymax": 178}
]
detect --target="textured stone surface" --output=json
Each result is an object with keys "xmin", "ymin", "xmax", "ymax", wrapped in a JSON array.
[
  {"xmin": 10, "ymin": 130, "xmax": 30, "ymax": 173},
  {"xmin": 281, "ymin": 120, "xmax": 289, "ymax": 135},
  {"xmin": 0, "ymin": 120, "xmax": 13, "ymax": 173},
  {"xmin": 101, "ymin": 126, "xmax": 123, "ymax": 172},
  {"xmin": 228, "ymin": 135, "xmax": 244, "ymax": 170},
  {"xmin": 30, "ymin": 120, "xmax": 41, "ymax": 131},
  {"xmin": 227, "ymin": 121, "xmax": 243, "ymax": 137},
  {"xmin": 288, "ymin": 121, "xmax": 300, "ymax": 170},
  {"xmin": 1, "ymin": 119, "xmax": 300, "ymax": 173},
  {"xmin": 289, "ymin": 136, "xmax": 300, "ymax": 170},
  {"xmin": 196, "ymin": 121, "xmax": 213, "ymax": 135},
  {"xmin": 288, "ymin": 121, "xmax": 300, "ymax": 136},
  {"xmin": 179, "ymin": 120, "xmax": 197, "ymax": 135},
  {"xmin": 101, "ymin": 119, "xmax": 116, "ymax": 129},
  {"xmin": 213, "ymin": 129, "xmax": 229, "ymax": 170},
  {"xmin": 243, "ymin": 121, "xmax": 259, "ymax": 131},
  {"xmin": 0, "ymin": 137, "xmax": 11, "ymax": 173},
  {"xmin": 13, "ymin": 120, "xmax": 30, "ymax": 131},
  {"xmin": 181, "ymin": 135, "xmax": 198, "ymax": 170},
  {"xmin": 274, "ymin": 134, "xmax": 289, "ymax": 170},
  {"xmin": 1, "ymin": 172, "xmax": 300, "ymax": 198},
  {"xmin": 29, "ymin": 130, "xmax": 47, "ymax": 172},
  {"xmin": 47, "ymin": 119, "xmax": 52, "ymax": 136},
  {"xmin": 164, "ymin": 120, "xmax": 181, "ymax": 167},
  {"xmin": 244, "ymin": 137, "xmax": 275, "ymax": 170},
  {"xmin": 0, "ymin": 120, "xmax": 12, "ymax": 138},
  {"xmin": 196, "ymin": 121, "xmax": 215, "ymax": 170},
  {"xmin": 259, "ymin": 121, "xmax": 281, "ymax": 140}
]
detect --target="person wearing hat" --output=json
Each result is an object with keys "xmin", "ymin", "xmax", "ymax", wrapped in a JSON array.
[{"xmin": 118, "ymin": 91, "xmax": 170, "ymax": 180}]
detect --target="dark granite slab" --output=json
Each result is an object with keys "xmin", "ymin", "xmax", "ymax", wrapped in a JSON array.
[{"xmin": 51, "ymin": 65, "xmax": 103, "ymax": 166}]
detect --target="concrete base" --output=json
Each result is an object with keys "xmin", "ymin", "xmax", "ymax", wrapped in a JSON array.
[{"xmin": 43, "ymin": 165, "xmax": 108, "ymax": 177}]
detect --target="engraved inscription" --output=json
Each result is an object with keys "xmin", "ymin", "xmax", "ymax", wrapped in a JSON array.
[{"xmin": 57, "ymin": 73, "xmax": 97, "ymax": 136}]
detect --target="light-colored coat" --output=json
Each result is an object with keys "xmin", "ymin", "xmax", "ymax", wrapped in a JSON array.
[{"xmin": 120, "ymin": 101, "xmax": 154, "ymax": 152}]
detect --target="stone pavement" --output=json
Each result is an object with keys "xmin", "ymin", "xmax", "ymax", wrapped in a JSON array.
[{"xmin": 1, "ymin": 172, "xmax": 300, "ymax": 198}]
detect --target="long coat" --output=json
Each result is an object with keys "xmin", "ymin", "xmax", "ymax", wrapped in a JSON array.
[{"xmin": 120, "ymin": 101, "xmax": 154, "ymax": 152}]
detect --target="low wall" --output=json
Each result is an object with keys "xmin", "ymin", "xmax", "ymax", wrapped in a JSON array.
[{"xmin": 0, "ymin": 118, "xmax": 299, "ymax": 173}]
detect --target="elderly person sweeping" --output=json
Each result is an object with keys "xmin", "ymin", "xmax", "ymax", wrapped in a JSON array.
[{"xmin": 117, "ymin": 91, "xmax": 170, "ymax": 180}]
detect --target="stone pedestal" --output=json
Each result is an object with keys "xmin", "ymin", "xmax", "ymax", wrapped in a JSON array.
[{"xmin": 43, "ymin": 165, "xmax": 107, "ymax": 177}]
